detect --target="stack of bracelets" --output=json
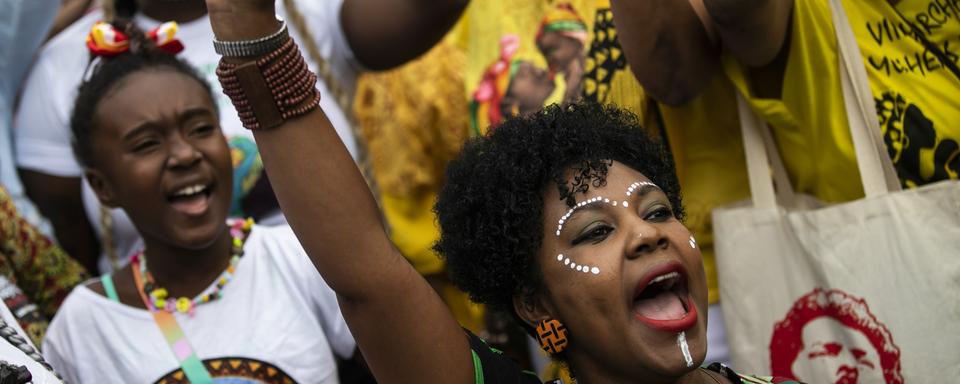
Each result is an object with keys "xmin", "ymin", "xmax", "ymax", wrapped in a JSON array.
[{"xmin": 214, "ymin": 18, "xmax": 319, "ymax": 130}]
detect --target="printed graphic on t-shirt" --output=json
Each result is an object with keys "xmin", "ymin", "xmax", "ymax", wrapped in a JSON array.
[
  {"xmin": 858, "ymin": 0, "xmax": 960, "ymax": 188},
  {"xmin": 469, "ymin": 3, "xmax": 631, "ymax": 134},
  {"xmin": 863, "ymin": 0, "xmax": 959, "ymax": 78},
  {"xmin": 876, "ymin": 91, "xmax": 959, "ymax": 187},
  {"xmin": 154, "ymin": 357, "xmax": 296, "ymax": 384}
]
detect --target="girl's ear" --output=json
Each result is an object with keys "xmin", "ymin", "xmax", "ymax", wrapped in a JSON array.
[{"xmin": 85, "ymin": 170, "xmax": 119, "ymax": 208}]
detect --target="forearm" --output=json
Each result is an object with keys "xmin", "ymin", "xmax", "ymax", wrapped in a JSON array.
[
  {"xmin": 610, "ymin": 0, "xmax": 719, "ymax": 106},
  {"xmin": 253, "ymin": 99, "xmax": 472, "ymax": 384},
  {"xmin": 342, "ymin": 0, "xmax": 468, "ymax": 70},
  {"xmin": 703, "ymin": 0, "xmax": 793, "ymax": 66},
  {"xmin": 209, "ymin": 6, "xmax": 473, "ymax": 381}
]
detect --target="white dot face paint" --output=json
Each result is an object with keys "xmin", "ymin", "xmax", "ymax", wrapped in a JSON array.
[
  {"xmin": 678, "ymin": 331, "xmax": 694, "ymax": 368},
  {"xmin": 689, "ymin": 236, "xmax": 697, "ymax": 249},
  {"xmin": 553, "ymin": 180, "xmax": 662, "ymax": 277}
]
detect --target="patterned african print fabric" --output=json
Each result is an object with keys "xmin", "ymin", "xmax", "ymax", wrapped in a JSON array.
[
  {"xmin": 0, "ymin": 185, "xmax": 87, "ymax": 345},
  {"xmin": 154, "ymin": 356, "xmax": 296, "ymax": 384}
]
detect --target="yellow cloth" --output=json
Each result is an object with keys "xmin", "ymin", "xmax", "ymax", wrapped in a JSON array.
[
  {"xmin": 454, "ymin": 0, "xmax": 651, "ymax": 131},
  {"xmin": 353, "ymin": 41, "xmax": 483, "ymax": 331},
  {"xmin": 354, "ymin": 41, "xmax": 470, "ymax": 276},
  {"xmin": 660, "ymin": 75, "xmax": 749, "ymax": 305},
  {"xmin": 723, "ymin": 0, "xmax": 960, "ymax": 203}
]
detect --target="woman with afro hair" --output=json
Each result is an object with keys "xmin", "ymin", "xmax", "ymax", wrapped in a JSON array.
[{"xmin": 204, "ymin": 2, "xmax": 801, "ymax": 383}]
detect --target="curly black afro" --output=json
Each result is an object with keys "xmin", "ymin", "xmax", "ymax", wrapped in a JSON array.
[{"xmin": 434, "ymin": 102, "xmax": 683, "ymax": 320}]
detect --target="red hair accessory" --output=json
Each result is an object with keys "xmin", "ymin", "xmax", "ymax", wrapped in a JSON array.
[{"xmin": 86, "ymin": 21, "xmax": 184, "ymax": 57}]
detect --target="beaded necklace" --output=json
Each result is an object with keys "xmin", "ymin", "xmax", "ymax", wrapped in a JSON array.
[{"xmin": 135, "ymin": 218, "xmax": 253, "ymax": 316}]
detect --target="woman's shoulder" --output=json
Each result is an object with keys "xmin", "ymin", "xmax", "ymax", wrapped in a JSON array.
[
  {"xmin": 704, "ymin": 363, "xmax": 805, "ymax": 384},
  {"xmin": 465, "ymin": 330, "xmax": 543, "ymax": 384}
]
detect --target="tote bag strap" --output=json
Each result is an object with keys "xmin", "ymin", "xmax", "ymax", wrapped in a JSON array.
[
  {"xmin": 828, "ymin": 0, "xmax": 902, "ymax": 197},
  {"xmin": 737, "ymin": 94, "xmax": 797, "ymax": 210}
]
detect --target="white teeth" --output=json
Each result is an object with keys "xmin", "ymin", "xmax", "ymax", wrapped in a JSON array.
[
  {"xmin": 649, "ymin": 272, "xmax": 679, "ymax": 285},
  {"xmin": 173, "ymin": 184, "xmax": 206, "ymax": 197}
]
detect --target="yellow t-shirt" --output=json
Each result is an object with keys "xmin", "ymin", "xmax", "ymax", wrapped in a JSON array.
[
  {"xmin": 724, "ymin": 0, "xmax": 960, "ymax": 202},
  {"xmin": 453, "ymin": 0, "xmax": 651, "ymax": 133},
  {"xmin": 660, "ymin": 75, "xmax": 750, "ymax": 305}
]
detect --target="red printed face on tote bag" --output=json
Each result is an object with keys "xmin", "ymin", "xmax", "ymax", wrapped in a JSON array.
[{"xmin": 770, "ymin": 289, "xmax": 903, "ymax": 384}]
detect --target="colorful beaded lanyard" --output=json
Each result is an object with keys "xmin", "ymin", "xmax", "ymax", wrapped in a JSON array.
[
  {"xmin": 130, "ymin": 218, "xmax": 253, "ymax": 384},
  {"xmin": 136, "ymin": 218, "xmax": 253, "ymax": 316}
]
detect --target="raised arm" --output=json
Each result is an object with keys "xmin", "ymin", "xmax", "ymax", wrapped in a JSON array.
[
  {"xmin": 341, "ymin": 0, "xmax": 468, "ymax": 70},
  {"xmin": 702, "ymin": 0, "xmax": 793, "ymax": 67},
  {"xmin": 609, "ymin": 0, "xmax": 721, "ymax": 106},
  {"xmin": 610, "ymin": 0, "xmax": 792, "ymax": 105},
  {"xmin": 205, "ymin": 2, "xmax": 473, "ymax": 383}
]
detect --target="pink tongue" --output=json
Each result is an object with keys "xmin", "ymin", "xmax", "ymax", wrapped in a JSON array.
[
  {"xmin": 635, "ymin": 291, "xmax": 686, "ymax": 321},
  {"xmin": 170, "ymin": 194, "xmax": 209, "ymax": 216}
]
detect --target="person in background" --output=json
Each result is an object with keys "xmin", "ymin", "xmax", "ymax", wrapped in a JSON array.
[
  {"xmin": 534, "ymin": 3, "xmax": 589, "ymax": 105},
  {"xmin": 0, "ymin": 5, "xmax": 87, "ymax": 382},
  {"xmin": 43, "ymin": 28, "xmax": 355, "ymax": 383},
  {"xmin": 0, "ymin": 0, "xmax": 58, "ymax": 233},
  {"xmin": 0, "ymin": 184, "xmax": 88, "ymax": 349},
  {"xmin": 46, "ymin": 0, "xmax": 96, "ymax": 41},
  {"xmin": 14, "ymin": 0, "xmax": 468, "ymax": 275},
  {"xmin": 612, "ymin": 0, "xmax": 960, "ymax": 207},
  {"xmin": 352, "ymin": 39, "xmax": 484, "ymax": 333}
]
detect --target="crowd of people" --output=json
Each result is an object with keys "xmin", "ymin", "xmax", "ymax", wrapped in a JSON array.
[{"xmin": 0, "ymin": 0, "xmax": 956, "ymax": 382}]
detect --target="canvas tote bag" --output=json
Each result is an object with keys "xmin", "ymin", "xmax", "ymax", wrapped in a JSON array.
[{"xmin": 712, "ymin": 0, "xmax": 960, "ymax": 382}]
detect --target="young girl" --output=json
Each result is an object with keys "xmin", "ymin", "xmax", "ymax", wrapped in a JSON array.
[
  {"xmin": 42, "ymin": 25, "xmax": 356, "ymax": 383},
  {"xmin": 205, "ymin": 2, "xmax": 802, "ymax": 383}
]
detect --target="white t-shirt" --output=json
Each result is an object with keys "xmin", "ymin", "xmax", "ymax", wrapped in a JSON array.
[
  {"xmin": 0, "ymin": 302, "xmax": 61, "ymax": 383},
  {"xmin": 43, "ymin": 225, "xmax": 355, "ymax": 384},
  {"xmin": 14, "ymin": 0, "xmax": 361, "ymax": 271}
]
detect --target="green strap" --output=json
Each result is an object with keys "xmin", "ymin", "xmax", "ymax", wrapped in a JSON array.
[
  {"xmin": 472, "ymin": 349, "xmax": 484, "ymax": 384},
  {"xmin": 100, "ymin": 274, "xmax": 119, "ymax": 303}
]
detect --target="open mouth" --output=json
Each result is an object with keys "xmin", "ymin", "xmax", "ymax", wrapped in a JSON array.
[
  {"xmin": 166, "ymin": 183, "xmax": 213, "ymax": 217},
  {"xmin": 632, "ymin": 262, "xmax": 698, "ymax": 332}
]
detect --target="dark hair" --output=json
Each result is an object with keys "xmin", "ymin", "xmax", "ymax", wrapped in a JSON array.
[
  {"xmin": 434, "ymin": 103, "xmax": 683, "ymax": 320},
  {"xmin": 70, "ymin": 23, "xmax": 215, "ymax": 167},
  {"xmin": 112, "ymin": 0, "xmax": 138, "ymax": 19}
]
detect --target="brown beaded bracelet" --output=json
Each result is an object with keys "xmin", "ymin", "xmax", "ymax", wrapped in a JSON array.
[{"xmin": 216, "ymin": 37, "xmax": 319, "ymax": 130}]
